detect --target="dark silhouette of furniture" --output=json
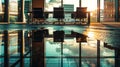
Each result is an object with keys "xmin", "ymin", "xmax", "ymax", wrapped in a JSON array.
[
  {"xmin": 71, "ymin": 12, "xmax": 76, "ymax": 22},
  {"xmin": 53, "ymin": 7, "xmax": 64, "ymax": 24},
  {"xmin": 32, "ymin": 8, "xmax": 45, "ymax": 24},
  {"xmin": 75, "ymin": 7, "xmax": 87, "ymax": 24}
]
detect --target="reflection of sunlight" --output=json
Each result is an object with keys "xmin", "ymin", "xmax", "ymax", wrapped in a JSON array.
[
  {"xmin": 63, "ymin": 48, "xmax": 71, "ymax": 54},
  {"xmin": 46, "ymin": 27, "xmax": 54, "ymax": 34},
  {"xmin": 82, "ymin": 0, "xmax": 97, "ymax": 11},
  {"xmin": 87, "ymin": 32, "xmax": 94, "ymax": 38}
]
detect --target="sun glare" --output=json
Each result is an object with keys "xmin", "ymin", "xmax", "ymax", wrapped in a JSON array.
[{"xmin": 82, "ymin": 0, "xmax": 97, "ymax": 11}]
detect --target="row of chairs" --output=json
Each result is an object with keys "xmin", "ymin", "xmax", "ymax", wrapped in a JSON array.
[{"xmin": 31, "ymin": 7, "xmax": 88, "ymax": 24}]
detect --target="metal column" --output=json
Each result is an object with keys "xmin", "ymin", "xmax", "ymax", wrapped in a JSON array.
[
  {"xmin": 61, "ymin": 42, "xmax": 63, "ymax": 67},
  {"xmin": 18, "ymin": 0, "xmax": 24, "ymax": 22},
  {"xmin": 79, "ymin": 0, "xmax": 81, "ymax": 7},
  {"xmin": 88, "ymin": 12, "xmax": 91, "ymax": 26},
  {"xmin": 31, "ymin": 30, "xmax": 45, "ymax": 67},
  {"xmin": 115, "ymin": 0, "xmax": 119, "ymax": 22},
  {"xmin": 4, "ymin": 0, "xmax": 9, "ymax": 22},
  {"xmin": 97, "ymin": 0, "xmax": 100, "ymax": 22},
  {"xmin": 97, "ymin": 40, "xmax": 100, "ymax": 67},
  {"xmin": 18, "ymin": 30, "xmax": 24, "ymax": 67},
  {"xmin": 79, "ymin": 42, "xmax": 81, "ymax": 67},
  {"xmin": 4, "ymin": 31, "xmax": 9, "ymax": 67},
  {"xmin": 115, "ymin": 49, "xmax": 120, "ymax": 67}
]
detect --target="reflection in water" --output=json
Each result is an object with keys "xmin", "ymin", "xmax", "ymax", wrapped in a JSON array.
[
  {"xmin": 87, "ymin": 32, "xmax": 94, "ymax": 38},
  {"xmin": 0, "ymin": 28, "xmax": 115, "ymax": 67},
  {"xmin": 45, "ymin": 37, "xmax": 114, "ymax": 67}
]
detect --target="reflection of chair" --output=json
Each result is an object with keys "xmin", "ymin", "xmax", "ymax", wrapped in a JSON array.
[
  {"xmin": 53, "ymin": 7, "xmax": 64, "ymax": 24},
  {"xmin": 76, "ymin": 7, "xmax": 87, "ymax": 24},
  {"xmin": 44, "ymin": 12, "xmax": 49, "ymax": 23},
  {"xmin": 32, "ymin": 8, "xmax": 44, "ymax": 24},
  {"xmin": 71, "ymin": 12, "xmax": 76, "ymax": 22}
]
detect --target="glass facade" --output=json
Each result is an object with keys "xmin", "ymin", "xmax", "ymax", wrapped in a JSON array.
[
  {"xmin": 104, "ymin": 0, "xmax": 115, "ymax": 22},
  {"xmin": 0, "ymin": 0, "xmax": 4, "ymax": 22},
  {"xmin": 9, "ymin": 0, "xmax": 18, "ymax": 23},
  {"xmin": 81, "ymin": 0, "xmax": 97, "ymax": 22}
]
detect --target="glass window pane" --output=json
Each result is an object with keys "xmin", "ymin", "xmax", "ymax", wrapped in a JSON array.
[
  {"xmin": 24, "ymin": 0, "xmax": 32, "ymax": 23},
  {"xmin": 8, "ymin": 31, "xmax": 19, "ymax": 66},
  {"xmin": 63, "ymin": 0, "xmax": 79, "ymax": 22},
  {"xmin": 45, "ymin": 38, "xmax": 61, "ymax": 56},
  {"xmin": 63, "ymin": 58, "xmax": 79, "ymax": 67},
  {"xmin": 46, "ymin": 58, "xmax": 61, "ymax": 67},
  {"xmin": 63, "ymin": 0, "xmax": 79, "ymax": 11},
  {"xmin": 63, "ymin": 38, "xmax": 79, "ymax": 56},
  {"xmin": 0, "ymin": 31, "xmax": 4, "ymax": 67},
  {"xmin": 82, "ymin": 38, "xmax": 97, "ymax": 57},
  {"xmin": 100, "ymin": 58, "xmax": 115, "ymax": 67},
  {"xmin": 81, "ymin": 0, "xmax": 97, "ymax": 22},
  {"xmin": 103, "ymin": 0, "xmax": 115, "ymax": 21},
  {"xmin": 0, "ymin": 31, "xmax": 4, "ymax": 56},
  {"xmin": 100, "ymin": 43, "xmax": 115, "ymax": 56},
  {"xmin": 81, "ymin": 58, "xmax": 97, "ymax": 67},
  {"xmin": 0, "ymin": 0, "xmax": 4, "ymax": 22},
  {"xmin": 44, "ymin": 0, "xmax": 62, "ymax": 12},
  {"xmin": 9, "ymin": 0, "xmax": 19, "ymax": 22},
  {"xmin": 100, "ymin": 0, "xmax": 104, "ymax": 21}
]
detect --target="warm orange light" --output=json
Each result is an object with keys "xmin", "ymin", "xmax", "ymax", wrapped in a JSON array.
[
  {"xmin": 82, "ymin": 0, "xmax": 97, "ymax": 11},
  {"xmin": 87, "ymin": 32, "xmax": 94, "ymax": 38}
]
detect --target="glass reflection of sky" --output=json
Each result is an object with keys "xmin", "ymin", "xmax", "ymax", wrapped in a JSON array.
[
  {"xmin": 45, "ymin": 36, "xmax": 115, "ymax": 66},
  {"xmin": 0, "ymin": 27, "xmax": 116, "ymax": 67}
]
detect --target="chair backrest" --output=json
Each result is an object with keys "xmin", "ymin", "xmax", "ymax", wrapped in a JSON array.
[
  {"xmin": 53, "ymin": 7, "xmax": 64, "ymax": 19},
  {"xmin": 76, "ymin": 7, "xmax": 87, "ymax": 18},
  {"xmin": 71, "ymin": 12, "xmax": 76, "ymax": 18},
  {"xmin": 32, "ymin": 8, "xmax": 44, "ymax": 18}
]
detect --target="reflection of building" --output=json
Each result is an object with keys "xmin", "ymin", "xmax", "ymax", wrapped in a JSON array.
[
  {"xmin": 63, "ymin": 4, "xmax": 74, "ymax": 12},
  {"xmin": 104, "ymin": 0, "xmax": 115, "ymax": 21},
  {"xmin": 24, "ymin": 0, "xmax": 32, "ymax": 22},
  {"xmin": 49, "ymin": 0, "xmax": 61, "ymax": 2}
]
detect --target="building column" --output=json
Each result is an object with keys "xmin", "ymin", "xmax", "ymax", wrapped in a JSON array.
[
  {"xmin": 79, "ymin": 0, "xmax": 81, "ymax": 7},
  {"xmin": 4, "ymin": 31, "xmax": 9, "ymax": 67},
  {"xmin": 61, "ymin": 0, "xmax": 63, "ymax": 7},
  {"xmin": 18, "ymin": 30, "xmax": 24, "ymax": 67},
  {"xmin": 31, "ymin": 30, "xmax": 45, "ymax": 67},
  {"xmin": 97, "ymin": 0, "xmax": 100, "ymax": 22},
  {"xmin": 115, "ymin": 49, "xmax": 120, "ymax": 67},
  {"xmin": 115, "ymin": 0, "xmax": 119, "ymax": 22},
  {"xmin": 97, "ymin": 40, "xmax": 100, "ymax": 67},
  {"xmin": 18, "ymin": 0, "xmax": 24, "ymax": 22},
  {"xmin": 4, "ymin": 0, "xmax": 9, "ymax": 22}
]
